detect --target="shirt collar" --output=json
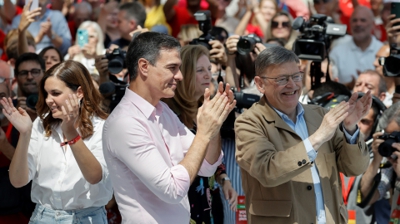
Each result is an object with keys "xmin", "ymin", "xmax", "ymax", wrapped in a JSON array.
[
  {"xmin": 350, "ymin": 36, "xmax": 378, "ymax": 52},
  {"xmin": 124, "ymin": 88, "xmax": 158, "ymax": 119},
  {"xmin": 272, "ymin": 103, "xmax": 304, "ymax": 122}
]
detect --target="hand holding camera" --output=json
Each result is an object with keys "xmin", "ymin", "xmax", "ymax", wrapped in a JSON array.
[
  {"xmin": 94, "ymin": 54, "xmax": 109, "ymax": 78},
  {"xmin": 225, "ymin": 35, "xmax": 240, "ymax": 56},
  {"xmin": 371, "ymin": 132, "xmax": 384, "ymax": 163},
  {"xmin": 387, "ymin": 143, "xmax": 400, "ymax": 177},
  {"xmin": 209, "ymin": 40, "xmax": 227, "ymax": 66}
]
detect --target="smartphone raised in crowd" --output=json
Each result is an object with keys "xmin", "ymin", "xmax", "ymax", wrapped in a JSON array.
[
  {"xmin": 391, "ymin": 2, "xmax": 400, "ymax": 26},
  {"xmin": 77, "ymin": 29, "xmax": 89, "ymax": 48},
  {"xmin": 29, "ymin": 0, "xmax": 39, "ymax": 12}
]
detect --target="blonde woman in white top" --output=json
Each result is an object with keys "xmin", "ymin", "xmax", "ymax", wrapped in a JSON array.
[{"xmin": 65, "ymin": 21, "xmax": 106, "ymax": 75}]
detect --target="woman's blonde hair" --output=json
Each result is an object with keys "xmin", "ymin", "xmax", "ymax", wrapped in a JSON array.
[
  {"xmin": 76, "ymin": 21, "xmax": 105, "ymax": 55},
  {"xmin": 265, "ymin": 11, "xmax": 298, "ymax": 50},
  {"xmin": 163, "ymin": 45, "xmax": 209, "ymax": 128},
  {"xmin": 177, "ymin": 25, "xmax": 202, "ymax": 45}
]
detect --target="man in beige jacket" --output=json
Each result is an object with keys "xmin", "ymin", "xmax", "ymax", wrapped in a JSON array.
[{"xmin": 235, "ymin": 46, "xmax": 371, "ymax": 224}]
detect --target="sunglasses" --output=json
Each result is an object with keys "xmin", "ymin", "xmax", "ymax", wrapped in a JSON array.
[{"xmin": 271, "ymin": 21, "xmax": 290, "ymax": 29}]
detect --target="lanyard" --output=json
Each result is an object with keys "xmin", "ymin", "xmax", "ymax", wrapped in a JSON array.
[{"xmin": 340, "ymin": 173, "xmax": 355, "ymax": 206}]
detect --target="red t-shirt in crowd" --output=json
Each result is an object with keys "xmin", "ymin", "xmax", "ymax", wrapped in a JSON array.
[{"xmin": 169, "ymin": 5, "xmax": 199, "ymax": 37}]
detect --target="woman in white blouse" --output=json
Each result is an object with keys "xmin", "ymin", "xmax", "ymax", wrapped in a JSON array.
[{"xmin": 0, "ymin": 60, "xmax": 112, "ymax": 223}]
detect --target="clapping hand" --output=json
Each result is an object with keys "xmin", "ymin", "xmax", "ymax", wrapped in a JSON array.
[
  {"xmin": 0, "ymin": 97, "xmax": 33, "ymax": 134},
  {"xmin": 196, "ymin": 82, "xmax": 236, "ymax": 140},
  {"xmin": 60, "ymin": 94, "xmax": 80, "ymax": 134},
  {"xmin": 343, "ymin": 91, "xmax": 372, "ymax": 134}
]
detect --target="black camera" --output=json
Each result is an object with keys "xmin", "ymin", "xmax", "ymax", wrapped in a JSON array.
[
  {"xmin": 26, "ymin": 94, "xmax": 38, "ymax": 110},
  {"xmin": 382, "ymin": 45, "xmax": 400, "ymax": 77},
  {"xmin": 189, "ymin": 10, "xmax": 214, "ymax": 50},
  {"xmin": 237, "ymin": 34, "xmax": 262, "ymax": 55},
  {"xmin": 292, "ymin": 14, "xmax": 346, "ymax": 61},
  {"xmin": 378, "ymin": 131, "xmax": 400, "ymax": 157},
  {"xmin": 233, "ymin": 91, "xmax": 260, "ymax": 110},
  {"xmin": 106, "ymin": 48, "xmax": 127, "ymax": 75}
]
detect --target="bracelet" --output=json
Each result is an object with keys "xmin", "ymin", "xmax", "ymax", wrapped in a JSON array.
[{"xmin": 60, "ymin": 135, "xmax": 81, "ymax": 147}]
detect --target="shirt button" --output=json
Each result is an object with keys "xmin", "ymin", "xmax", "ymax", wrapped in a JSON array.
[
  {"xmin": 307, "ymin": 185, "xmax": 313, "ymax": 190},
  {"xmin": 302, "ymin": 159, "xmax": 306, "ymax": 164},
  {"xmin": 298, "ymin": 161, "xmax": 302, "ymax": 166}
]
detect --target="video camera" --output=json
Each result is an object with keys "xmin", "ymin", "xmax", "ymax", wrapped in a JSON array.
[
  {"xmin": 189, "ymin": 10, "xmax": 214, "ymax": 50},
  {"xmin": 237, "ymin": 34, "xmax": 262, "ymax": 55},
  {"xmin": 292, "ymin": 14, "xmax": 347, "ymax": 62},
  {"xmin": 378, "ymin": 131, "xmax": 400, "ymax": 157},
  {"xmin": 106, "ymin": 48, "xmax": 127, "ymax": 75},
  {"xmin": 381, "ymin": 44, "xmax": 400, "ymax": 77}
]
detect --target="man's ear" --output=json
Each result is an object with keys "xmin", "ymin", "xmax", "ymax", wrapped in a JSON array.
[
  {"xmin": 254, "ymin": 76, "xmax": 265, "ymax": 94},
  {"xmin": 138, "ymin": 58, "xmax": 149, "ymax": 77},
  {"xmin": 130, "ymin": 19, "xmax": 137, "ymax": 32}
]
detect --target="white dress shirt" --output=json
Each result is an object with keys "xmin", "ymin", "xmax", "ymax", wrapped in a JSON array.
[
  {"xmin": 27, "ymin": 116, "xmax": 113, "ymax": 210},
  {"xmin": 103, "ymin": 89, "xmax": 223, "ymax": 224},
  {"xmin": 329, "ymin": 36, "xmax": 383, "ymax": 84}
]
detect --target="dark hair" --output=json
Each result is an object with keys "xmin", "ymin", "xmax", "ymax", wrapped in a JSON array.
[
  {"xmin": 36, "ymin": 60, "xmax": 108, "ymax": 139},
  {"xmin": 210, "ymin": 26, "xmax": 229, "ymax": 43},
  {"xmin": 39, "ymin": 46, "xmax": 64, "ymax": 64},
  {"xmin": 14, "ymin": 53, "xmax": 45, "ymax": 76},
  {"xmin": 312, "ymin": 81, "xmax": 351, "ymax": 99},
  {"xmin": 119, "ymin": 2, "xmax": 147, "ymax": 28},
  {"xmin": 126, "ymin": 32, "xmax": 181, "ymax": 81},
  {"xmin": 255, "ymin": 45, "xmax": 299, "ymax": 76}
]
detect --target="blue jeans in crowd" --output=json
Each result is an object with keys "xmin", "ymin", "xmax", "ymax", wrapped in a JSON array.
[{"xmin": 29, "ymin": 204, "xmax": 107, "ymax": 224}]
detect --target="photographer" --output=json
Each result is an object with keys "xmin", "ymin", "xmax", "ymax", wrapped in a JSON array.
[
  {"xmin": 224, "ymin": 34, "xmax": 265, "ymax": 94},
  {"xmin": 359, "ymin": 102, "xmax": 400, "ymax": 223}
]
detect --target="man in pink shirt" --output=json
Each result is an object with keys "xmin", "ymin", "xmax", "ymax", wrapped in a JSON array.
[{"xmin": 102, "ymin": 32, "xmax": 236, "ymax": 223}]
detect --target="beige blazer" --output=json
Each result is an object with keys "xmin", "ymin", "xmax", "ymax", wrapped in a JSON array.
[{"xmin": 235, "ymin": 97, "xmax": 369, "ymax": 224}]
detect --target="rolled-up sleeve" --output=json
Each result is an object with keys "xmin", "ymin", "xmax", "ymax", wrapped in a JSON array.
[{"xmin": 198, "ymin": 152, "xmax": 223, "ymax": 177}]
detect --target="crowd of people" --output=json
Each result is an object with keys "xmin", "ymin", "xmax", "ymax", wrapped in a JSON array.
[{"xmin": 1, "ymin": 0, "xmax": 400, "ymax": 223}]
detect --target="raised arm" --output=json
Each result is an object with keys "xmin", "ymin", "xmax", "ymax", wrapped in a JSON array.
[
  {"xmin": 1, "ymin": 97, "xmax": 33, "ymax": 188},
  {"xmin": 18, "ymin": 0, "xmax": 41, "ymax": 56}
]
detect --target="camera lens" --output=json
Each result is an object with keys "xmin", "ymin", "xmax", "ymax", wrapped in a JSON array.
[
  {"xmin": 237, "ymin": 38, "xmax": 255, "ymax": 55},
  {"xmin": 378, "ymin": 138, "xmax": 397, "ymax": 157},
  {"xmin": 384, "ymin": 56, "xmax": 400, "ymax": 77},
  {"xmin": 108, "ymin": 58, "xmax": 124, "ymax": 74},
  {"xmin": 26, "ymin": 94, "xmax": 38, "ymax": 110}
]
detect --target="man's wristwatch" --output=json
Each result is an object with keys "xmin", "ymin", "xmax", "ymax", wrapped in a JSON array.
[{"xmin": 221, "ymin": 176, "xmax": 231, "ymax": 184}]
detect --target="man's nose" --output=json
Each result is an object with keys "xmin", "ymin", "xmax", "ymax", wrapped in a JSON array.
[{"xmin": 175, "ymin": 70, "xmax": 183, "ymax": 81}]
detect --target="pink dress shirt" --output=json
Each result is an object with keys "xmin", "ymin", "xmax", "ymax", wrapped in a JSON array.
[{"xmin": 103, "ymin": 88, "xmax": 223, "ymax": 224}]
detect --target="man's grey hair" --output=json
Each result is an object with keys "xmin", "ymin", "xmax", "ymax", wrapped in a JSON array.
[
  {"xmin": 255, "ymin": 46, "xmax": 299, "ymax": 76},
  {"xmin": 360, "ymin": 69, "xmax": 387, "ymax": 94},
  {"xmin": 378, "ymin": 101, "xmax": 400, "ymax": 130},
  {"xmin": 119, "ymin": 2, "xmax": 147, "ymax": 28}
]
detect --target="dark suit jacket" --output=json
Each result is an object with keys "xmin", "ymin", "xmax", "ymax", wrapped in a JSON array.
[{"xmin": 235, "ymin": 97, "xmax": 369, "ymax": 224}]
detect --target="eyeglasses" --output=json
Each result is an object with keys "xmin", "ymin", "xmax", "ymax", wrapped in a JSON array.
[
  {"xmin": 17, "ymin": 68, "xmax": 42, "ymax": 78},
  {"xmin": 260, "ymin": 71, "xmax": 304, "ymax": 86},
  {"xmin": 271, "ymin": 21, "xmax": 290, "ymax": 29}
]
